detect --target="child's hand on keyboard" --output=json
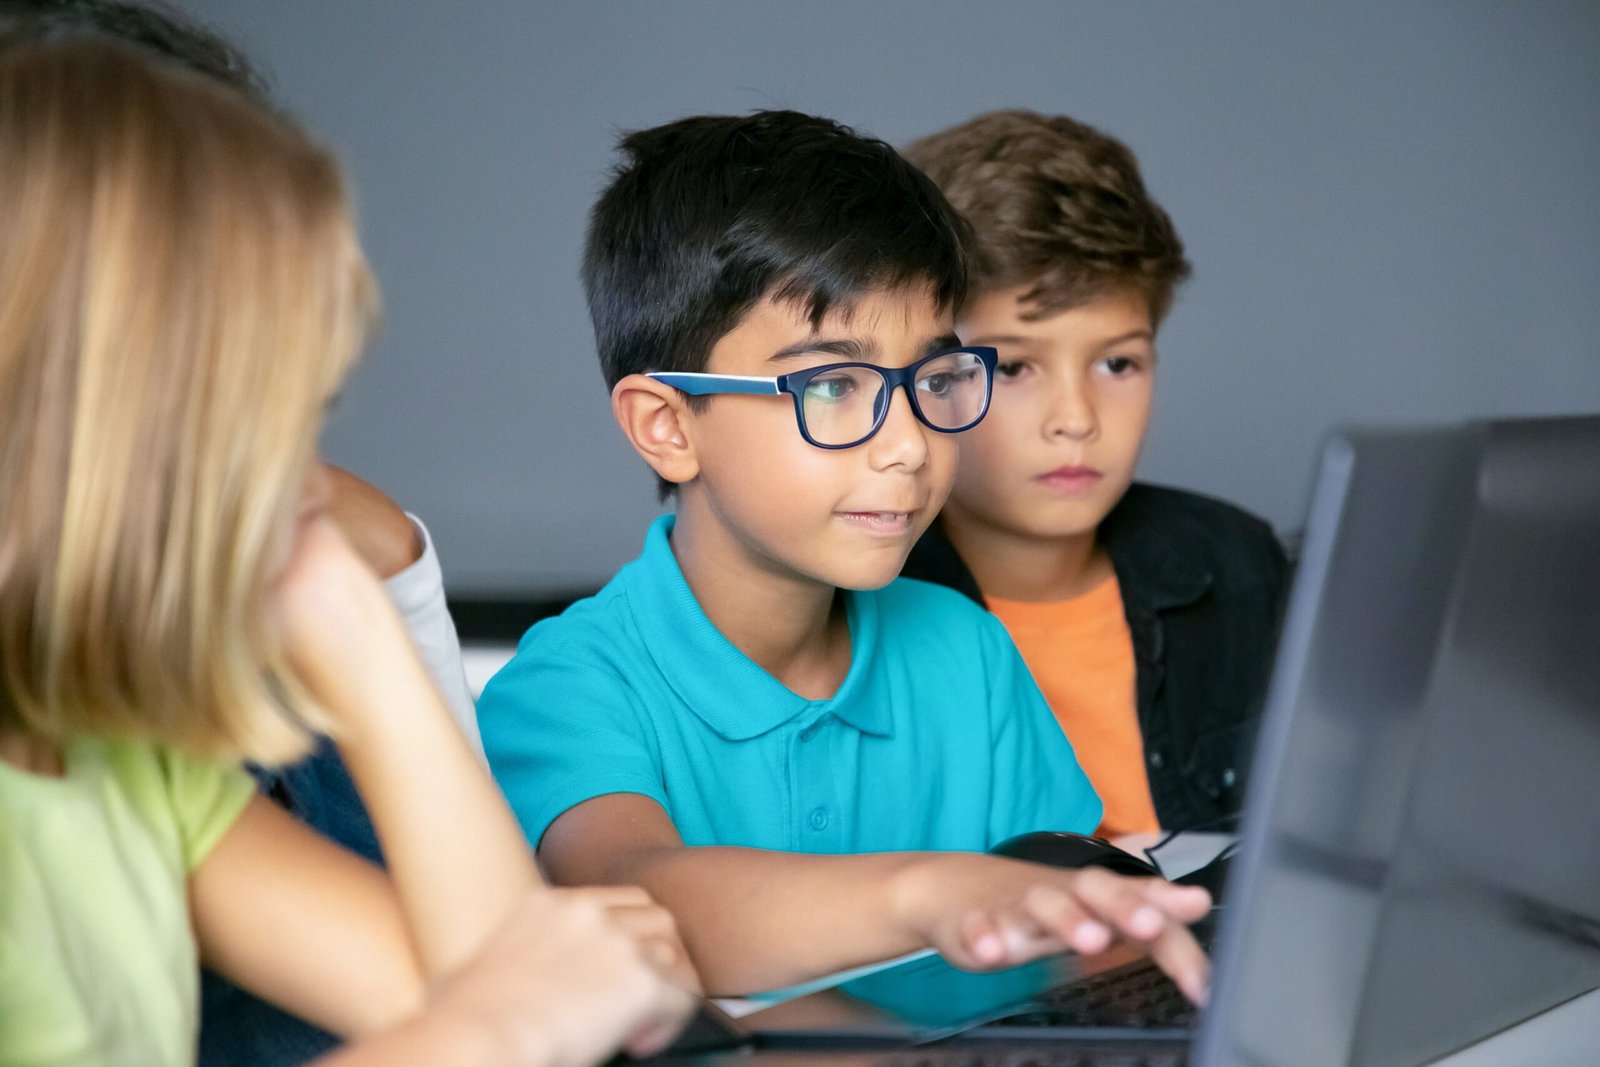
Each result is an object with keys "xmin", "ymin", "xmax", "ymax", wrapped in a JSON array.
[{"xmin": 890, "ymin": 854, "xmax": 1213, "ymax": 1005}]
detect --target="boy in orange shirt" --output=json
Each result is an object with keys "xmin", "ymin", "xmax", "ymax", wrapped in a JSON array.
[{"xmin": 902, "ymin": 111, "xmax": 1289, "ymax": 837}]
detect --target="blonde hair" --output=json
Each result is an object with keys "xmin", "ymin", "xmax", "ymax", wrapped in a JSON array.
[{"xmin": 0, "ymin": 36, "xmax": 376, "ymax": 763}]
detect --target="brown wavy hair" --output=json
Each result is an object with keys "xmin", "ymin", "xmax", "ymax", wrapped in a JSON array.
[
  {"xmin": 904, "ymin": 109, "xmax": 1191, "ymax": 324},
  {"xmin": 0, "ymin": 36, "xmax": 376, "ymax": 762}
]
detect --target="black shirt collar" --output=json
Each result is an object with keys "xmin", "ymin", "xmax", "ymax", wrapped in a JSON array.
[{"xmin": 904, "ymin": 484, "xmax": 1214, "ymax": 614}]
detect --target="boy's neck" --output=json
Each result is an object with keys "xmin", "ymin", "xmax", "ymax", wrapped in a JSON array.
[
  {"xmin": 667, "ymin": 504, "xmax": 853, "ymax": 701},
  {"xmin": 941, "ymin": 514, "xmax": 1112, "ymax": 603}
]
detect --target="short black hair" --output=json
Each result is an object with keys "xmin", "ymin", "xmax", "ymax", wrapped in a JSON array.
[
  {"xmin": 582, "ymin": 110, "xmax": 970, "ymax": 395},
  {"xmin": 0, "ymin": 0, "xmax": 270, "ymax": 104}
]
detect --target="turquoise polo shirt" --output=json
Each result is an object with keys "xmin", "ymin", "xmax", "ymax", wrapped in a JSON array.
[{"xmin": 478, "ymin": 515, "xmax": 1101, "ymax": 854}]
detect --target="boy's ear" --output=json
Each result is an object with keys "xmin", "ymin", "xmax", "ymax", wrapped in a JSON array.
[{"xmin": 611, "ymin": 374, "xmax": 700, "ymax": 489}]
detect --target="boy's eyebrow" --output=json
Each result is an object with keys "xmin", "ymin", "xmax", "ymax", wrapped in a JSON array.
[
  {"xmin": 768, "ymin": 333, "xmax": 963, "ymax": 364},
  {"xmin": 1096, "ymin": 329, "xmax": 1155, "ymax": 349},
  {"xmin": 769, "ymin": 337, "xmax": 875, "ymax": 363},
  {"xmin": 963, "ymin": 332, "xmax": 1029, "ymax": 347},
  {"xmin": 964, "ymin": 329, "xmax": 1154, "ymax": 349}
]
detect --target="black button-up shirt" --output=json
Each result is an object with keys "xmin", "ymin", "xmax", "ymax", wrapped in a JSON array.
[{"xmin": 902, "ymin": 482, "xmax": 1291, "ymax": 832}]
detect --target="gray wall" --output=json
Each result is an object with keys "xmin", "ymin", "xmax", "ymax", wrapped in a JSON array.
[{"xmin": 181, "ymin": 0, "xmax": 1600, "ymax": 595}]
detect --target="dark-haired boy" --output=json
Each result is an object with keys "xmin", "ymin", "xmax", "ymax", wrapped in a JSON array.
[
  {"xmin": 478, "ymin": 110, "xmax": 1211, "ymax": 1000},
  {"xmin": 901, "ymin": 111, "xmax": 1289, "ymax": 839}
]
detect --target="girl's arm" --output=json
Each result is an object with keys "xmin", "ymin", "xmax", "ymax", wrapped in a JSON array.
[
  {"xmin": 190, "ymin": 795, "xmax": 424, "ymax": 1034},
  {"xmin": 191, "ymin": 815, "xmax": 698, "ymax": 1046},
  {"xmin": 191, "ymin": 514, "xmax": 538, "ymax": 1031},
  {"xmin": 313, "ymin": 889, "xmax": 694, "ymax": 1067},
  {"xmin": 278, "ymin": 513, "xmax": 538, "ymax": 976}
]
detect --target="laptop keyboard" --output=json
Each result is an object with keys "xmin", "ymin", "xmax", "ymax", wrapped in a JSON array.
[
  {"xmin": 981, "ymin": 958, "xmax": 1196, "ymax": 1032},
  {"xmin": 881, "ymin": 1040, "xmax": 1188, "ymax": 1067},
  {"xmin": 979, "ymin": 907, "xmax": 1221, "ymax": 1035}
]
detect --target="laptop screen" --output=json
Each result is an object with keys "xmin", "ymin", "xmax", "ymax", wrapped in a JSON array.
[{"xmin": 1199, "ymin": 415, "xmax": 1600, "ymax": 1067}]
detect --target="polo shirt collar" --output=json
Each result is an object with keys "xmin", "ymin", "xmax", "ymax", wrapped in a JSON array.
[{"xmin": 623, "ymin": 515, "xmax": 892, "ymax": 741}]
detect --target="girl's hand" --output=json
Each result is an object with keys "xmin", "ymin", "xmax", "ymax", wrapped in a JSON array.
[
  {"xmin": 424, "ymin": 889, "xmax": 696, "ymax": 1066},
  {"xmin": 272, "ymin": 510, "xmax": 416, "ymax": 719},
  {"xmin": 309, "ymin": 888, "xmax": 697, "ymax": 1067},
  {"xmin": 548, "ymin": 885, "xmax": 704, "ymax": 995}
]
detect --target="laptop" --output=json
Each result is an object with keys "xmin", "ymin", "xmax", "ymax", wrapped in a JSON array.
[{"xmin": 652, "ymin": 414, "xmax": 1600, "ymax": 1066}]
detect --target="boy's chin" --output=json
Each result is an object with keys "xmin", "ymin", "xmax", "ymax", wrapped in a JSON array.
[
  {"xmin": 822, "ymin": 553, "xmax": 914, "ymax": 593},
  {"xmin": 1029, "ymin": 516, "xmax": 1109, "ymax": 542},
  {"xmin": 1005, "ymin": 494, "xmax": 1121, "ymax": 542}
]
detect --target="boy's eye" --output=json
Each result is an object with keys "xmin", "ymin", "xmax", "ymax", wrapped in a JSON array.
[
  {"xmin": 1099, "ymin": 355, "xmax": 1143, "ymax": 377},
  {"xmin": 916, "ymin": 367, "xmax": 979, "ymax": 398},
  {"xmin": 804, "ymin": 373, "xmax": 858, "ymax": 403},
  {"xmin": 995, "ymin": 360, "xmax": 1028, "ymax": 380}
]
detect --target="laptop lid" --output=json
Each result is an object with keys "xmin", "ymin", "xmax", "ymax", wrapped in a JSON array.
[{"xmin": 1197, "ymin": 415, "xmax": 1600, "ymax": 1066}]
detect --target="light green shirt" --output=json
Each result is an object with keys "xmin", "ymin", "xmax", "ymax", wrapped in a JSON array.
[{"xmin": 0, "ymin": 736, "xmax": 254, "ymax": 1067}]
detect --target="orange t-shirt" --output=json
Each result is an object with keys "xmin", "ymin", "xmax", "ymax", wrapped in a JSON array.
[{"xmin": 988, "ymin": 578, "xmax": 1161, "ymax": 838}]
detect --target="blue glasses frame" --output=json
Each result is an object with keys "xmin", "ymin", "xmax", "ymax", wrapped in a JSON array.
[{"xmin": 647, "ymin": 346, "xmax": 999, "ymax": 450}]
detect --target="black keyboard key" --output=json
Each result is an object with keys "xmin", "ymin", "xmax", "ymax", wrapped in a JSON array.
[
  {"xmin": 879, "ymin": 1043, "xmax": 1188, "ymax": 1067},
  {"xmin": 981, "ymin": 958, "xmax": 1196, "ymax": 1032}
]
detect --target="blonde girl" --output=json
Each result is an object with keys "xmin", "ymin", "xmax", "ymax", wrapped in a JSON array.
[{"xmin": 0, "ymin": 34, "xmax": 688, "ymax": 1066}]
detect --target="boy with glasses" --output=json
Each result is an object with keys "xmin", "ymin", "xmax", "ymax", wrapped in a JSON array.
[{"xmin": 478, "ymin": 111, "xmax": 1211, "ymax": 1001}]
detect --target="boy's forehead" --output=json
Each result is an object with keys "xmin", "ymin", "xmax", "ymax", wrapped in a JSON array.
[
  {"xmin": 748, "ymin": 284, "xmax": 955, "ymax": 350},
  {"xmin": 960, "ymin": 282, "xmax": 1154, "ymax": 334},
  {"xmin": 707, "ymin": 288, "xmax": 957, "ymax": 375}
]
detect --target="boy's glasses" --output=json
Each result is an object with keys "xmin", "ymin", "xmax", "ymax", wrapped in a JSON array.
[{"xmin": 647, "ymin": 346, "xmax": 998, "ymax": 450}]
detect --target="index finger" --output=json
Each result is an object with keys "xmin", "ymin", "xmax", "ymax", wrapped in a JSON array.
[{"xmin": 1144, "ymin": 921, "xmax": 1211, "ymax": 1006}]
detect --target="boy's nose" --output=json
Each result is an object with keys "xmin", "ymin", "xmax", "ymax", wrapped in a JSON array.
[
  {"xmin": 866, "ymin": 386, "xmax": 930, "ymax": 472},
  {"xmin": 1045, "ymin": 379, "xmax": 1098, "ymax": 442}
]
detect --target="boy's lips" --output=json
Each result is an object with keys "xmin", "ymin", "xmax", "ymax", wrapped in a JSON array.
[
  {"xmin": 1036, "ymin": 465, "xmax": 1103, "ymax": 494},
  {"xmin": 836, "ymin": 509, "xmax": 918, "ymax": 536}
]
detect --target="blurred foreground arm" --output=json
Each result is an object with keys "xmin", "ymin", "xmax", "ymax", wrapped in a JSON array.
[{"xmin": 315, "ymin": 889, "xmax": 695, "ymax": 1067}]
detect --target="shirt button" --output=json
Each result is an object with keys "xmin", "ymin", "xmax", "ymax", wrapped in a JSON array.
[
  {"xmin": 808, "ymin": 807, "xmax": 829, "ymax": 831},
  {"xmin": 799, "ymin": 724, "xmax": 819, "ymax": 743},
  {"xmin": 1148, "ymin": 750, "xmax": 1165, "ymax": 769},
  {"xmin": 1222, "ymin": 768, "xmax": 1237, "ymax": 789}
]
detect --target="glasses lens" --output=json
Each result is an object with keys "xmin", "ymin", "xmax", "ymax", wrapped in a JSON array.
[
  {"xmin": 799, "ymin": 366, "xmax": 885, "ymax": 446},
  {"xmin": 913, "ymin": 350, "xmax": 990, "ymax": 430}
]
